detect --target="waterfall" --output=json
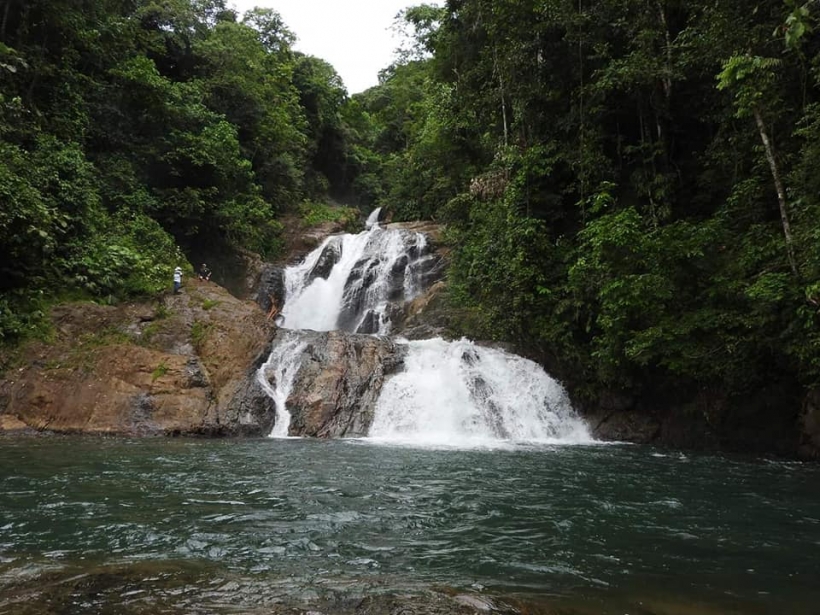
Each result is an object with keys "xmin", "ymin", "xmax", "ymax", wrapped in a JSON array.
[
  {"xmin": 257, "ymin": 331, "xmax": 307, "ymax": 438},
  {"xmin": 368, "ymin": 338, "xmax": 591, "ymax": 446},
  {"xmin": 281, "ymin": 224, "xmax": 431, "ymax": 335},
  {"xmin": 257, "ymin": 207, "xmax": 592, "ymax": 444}
]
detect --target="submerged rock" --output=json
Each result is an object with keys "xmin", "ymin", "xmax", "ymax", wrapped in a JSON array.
[{"xmin": 0, "ymin": 560, "xmax": 575, "ymax": 615}]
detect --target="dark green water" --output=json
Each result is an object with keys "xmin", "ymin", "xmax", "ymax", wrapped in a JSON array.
[{"xmin": 0, "ymin": 437, "xmax": 818, "ymax": 614}]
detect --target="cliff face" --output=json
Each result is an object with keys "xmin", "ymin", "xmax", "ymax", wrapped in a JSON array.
[
  {"xmin": 0, "ymin": 279, "xmax": 277, "ymax": 437},
  {"xmin": 0, "ymin": 217, "xmax": 450, "ymax": 441}
]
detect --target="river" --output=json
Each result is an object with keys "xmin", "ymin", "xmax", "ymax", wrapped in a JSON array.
[{"xmin": 1, "ymin": 437, "xmax": 818, "ymax": 614}]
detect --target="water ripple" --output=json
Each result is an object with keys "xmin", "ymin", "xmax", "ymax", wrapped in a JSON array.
[{"xmin": 0, "ymin": 437, "xmax": 818, "ymax": 614}]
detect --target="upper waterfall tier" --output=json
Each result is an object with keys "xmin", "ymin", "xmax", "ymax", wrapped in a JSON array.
[{"xmin": 281, "ymin": 224, "xmax": 442, "ymax": 335}]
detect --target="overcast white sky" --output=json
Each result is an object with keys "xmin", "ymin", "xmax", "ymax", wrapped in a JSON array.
[{"xmin": 230, "ymin": 0, "xmax": 435, "ymax": 94}]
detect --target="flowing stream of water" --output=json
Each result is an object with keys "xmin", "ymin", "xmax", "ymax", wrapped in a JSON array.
[
  {"xmin": 368, "ymin": 338, "xmax": 590, "ymax": 446},
  {"xmin": 257, "ymin": 332, "xmax": 307, "ymax": 438},
  {"xmin": 280, "ymin": 218, "xmax": 429, "ymax": 335}
]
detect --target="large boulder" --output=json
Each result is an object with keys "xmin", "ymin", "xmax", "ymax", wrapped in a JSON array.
[
  {"xmin": 0, "ymin": 280, "xmax": 277, "ymax": 437},
  {"xmin": 267, "ymin": 330, "xmax": 406, "ymax": 438},
  {"xmin": 586, "ymin": 392, "xmax": 661, "ymax": 445},
  {"xmin": 578, "ymin": 381, "xmax": 805, "ymax": 456},
  {"xmin": 255, "ymin": 264, "xmax": 286, "ymax": 316}
]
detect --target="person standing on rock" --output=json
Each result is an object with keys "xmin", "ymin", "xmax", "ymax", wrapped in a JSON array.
[
  {"xmin": 198, "ymin": 263, "xmax": 211, "ymax": 281},
  {"xmin": 173, "ymin": 266, "xmax": 182, "ymax": 294}
]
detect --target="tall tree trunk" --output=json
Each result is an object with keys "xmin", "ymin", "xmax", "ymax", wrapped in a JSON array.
[
  {"xmin": 493, "ymin": 47, "xmax": 508, "ymax": 147},
  {"xmin": 652, "ymin": 0, "xmax": 674, "ymax": 175},
  {"xmin": 493, "ymin": 47, "xmax": 509, "ymax": 147},
  {"xmin": 578, "ymin": 0, "xmax": 585, "ymax": 210},
  {"xmin": 753, "ymin": 106, "xmax": 798, "ymax": 276},
  {"xmin": 655, "ymin": 0, "xmax": 672, "ymax": 103},
  {"xmin": 0, "ymin": 1, "xmax": 11, "ymax": 42},
  {"xmin": 499, "ymin": 73, "xmax": 508, "ymax": 148}
]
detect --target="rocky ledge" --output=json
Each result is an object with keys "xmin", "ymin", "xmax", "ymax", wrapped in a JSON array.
[{"xmin": 0, "ymin": 279, "xmax": 277, "ymax": 437}]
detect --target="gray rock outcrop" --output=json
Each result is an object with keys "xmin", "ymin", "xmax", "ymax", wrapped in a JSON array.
[
  {"xmin": 263, "ymin": 330, "xmax": 406, "ymax": 438},
  {"xmin": 255, "ymin": 264, "xmax": 286, "ymax": 315}
]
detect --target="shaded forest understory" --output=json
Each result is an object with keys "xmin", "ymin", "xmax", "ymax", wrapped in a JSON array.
[{"xmin": 2, "ymin": 0, "xmax": 820, "ymax": 454}]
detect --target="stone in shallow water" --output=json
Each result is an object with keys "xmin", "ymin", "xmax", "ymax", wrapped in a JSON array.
[{"xmin": 453, "ymin": 593, "xmax": 495, "ymax": 611}]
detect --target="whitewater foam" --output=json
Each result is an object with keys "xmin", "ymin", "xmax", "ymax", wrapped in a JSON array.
[{"xmin": 281, "ymin": 226, "xmax": 428, "ymax": 334}]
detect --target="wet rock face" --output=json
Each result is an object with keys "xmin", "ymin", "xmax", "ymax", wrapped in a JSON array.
[
  {"xmin": 337, "ymin": 258, "xmax": 382, "ymax": 332},
  {"xmin": 388, "ymin": 254, "xmax": 410, "ymax": 301},
  {"xmin": 588, "ymin": 409, "xmax": 662, "ymax": 444},
  {"xmin": 390, "ymin": 281, "xmax": 456, "ymax": 341},
  {"xmin": 579, "ymin": 383, "xmax": 806, "ymax": 456},
  {"xmin": 333, "ymin": 233, "xmax": 447, "ymax": 335},
  {"xmin": 211, "ymin": 355, "xmax": 276, "ymax": 437},
  {"xmin": 307, "ymin": 237, "xmax": 342, "ymax": 283},
  {"xmin": 354, "ymin": 310, "xmax": 381, "ymax": 335},
  {"xmin": 271, "ymin": 330, "xmax": 406, "ymax": 438},
  {"xmin": 255, "ymin": 264, "xmax": 286, "ymax": 315}
]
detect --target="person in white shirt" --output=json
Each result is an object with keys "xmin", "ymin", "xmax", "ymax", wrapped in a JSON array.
[{"xmin": 173, "ymin": 267, "xmax": 182, "ymax": 294}]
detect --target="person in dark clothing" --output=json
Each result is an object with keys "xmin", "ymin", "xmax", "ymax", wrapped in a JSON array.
[{"xmin": 198, "ymin": 263, "xmax": 212, "ymax": 281}]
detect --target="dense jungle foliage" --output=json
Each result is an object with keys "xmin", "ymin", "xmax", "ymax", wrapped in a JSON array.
[
  {"xmin": 3, "ymin": 0, "xmax": 820, "ymax": 408},
  {"xmin": 0, "ymin": 0, "xmax": 358, "ymax": 340},
  {"xmin": 349, "ymin": 0, "xmax": 820, "ymax": 404}
]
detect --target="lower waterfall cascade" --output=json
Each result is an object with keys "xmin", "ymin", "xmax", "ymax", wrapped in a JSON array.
[
  {"xmin": 368, "ymin": 338, "xmax": 590, "ymax": 445},
  {"xmin": 259, "ymin": 210, "xmax": 592, "ymax": 444}
]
